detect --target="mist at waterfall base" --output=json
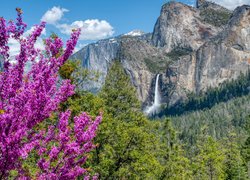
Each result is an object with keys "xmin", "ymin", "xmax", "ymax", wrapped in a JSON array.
[{"xmin": 145, "ymin": 74, "xmax": 161, "ymax": 116}]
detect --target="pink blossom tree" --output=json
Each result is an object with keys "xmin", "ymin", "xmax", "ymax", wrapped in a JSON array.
[{"xmin": 0, "ymin": 8, "xmax": 101, "ymax": 179}]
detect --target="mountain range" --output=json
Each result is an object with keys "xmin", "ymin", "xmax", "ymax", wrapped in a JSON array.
[{"xmin": 70, "ymin": 0, "xmax": 250, "ymax": 114}]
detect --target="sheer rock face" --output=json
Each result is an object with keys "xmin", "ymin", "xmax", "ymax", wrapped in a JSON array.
[
  {"xmin": 71, "ymin": 1, "xmax": 250, "ymax": 109},
  {"xmin": 151, "ymin": 2, "xmax": 221, "ymax": 52},
  {"xmin": 71, "ymin": 34, "xmax": 158, "ymax": 102},
  {"xmin": 118, "ymin": 38, "xmax": 156, "ymax": 103},
  {"xmin": 164, "ymin": 5, "xmax": 250, "ymax": 106},
  {"xmin": 71, "ymin": 38, "xmax": 120, "ymax": 93}
]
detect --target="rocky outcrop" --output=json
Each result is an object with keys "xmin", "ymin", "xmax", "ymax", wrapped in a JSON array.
[{"xmin": 152, "ymin": 1, "xmax": 221, "ymax": 52}]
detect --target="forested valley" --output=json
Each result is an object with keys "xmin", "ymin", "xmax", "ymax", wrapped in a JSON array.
[{"xmin": 51, "ymin": 60, "xmax": 250, "ymax": 179}]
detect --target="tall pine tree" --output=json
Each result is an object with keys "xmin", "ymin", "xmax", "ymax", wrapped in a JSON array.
[
  {"xmin": 193, "ymin": 136, "xmax": 225, "ymax": 180},
  {"xmin": 223, "ymin": 133, "xmax": 247, "ymax": 180},
  {"xmin": 91, "ymin": 60, "xmax": 163, "ymax": 179}
]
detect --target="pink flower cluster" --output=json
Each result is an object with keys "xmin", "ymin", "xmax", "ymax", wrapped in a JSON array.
[
  {"xmin": 34, "ymin": 111, "xmax": 101, "ymax": 179},
  {"xmin": 0, "ymin": 9, "xmax": 101, "ymax": 179},
  {"xmin": 0, "ymin": 8, "xmax": 27, "ymax": 63}
]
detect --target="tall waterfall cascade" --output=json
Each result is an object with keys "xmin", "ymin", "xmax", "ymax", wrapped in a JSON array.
[{"xmin": 145, "ymin": 74, "xmax": 161, "ymax": 115}]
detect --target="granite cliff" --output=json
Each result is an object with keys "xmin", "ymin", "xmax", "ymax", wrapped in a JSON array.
[
  {"xmin": 163, "ymin": 4, "xmax": 250, "ymax": 106},
  {"xmin": 71, "ymin": 0, "xmax": 250, "ymax": 113}
]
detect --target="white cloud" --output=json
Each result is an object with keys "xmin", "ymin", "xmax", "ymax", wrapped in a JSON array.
[
  {"xmin": 41, "ymin": 6, "xmax": 68, "ymax": 24},
  {"xmin": 8, "ymin": 26, "xmax": 46, "ymax": 58},
  {"xmin": 41, "ymin": 6, "xmax": 114, "ymax": 40},
  {"xmin": 57, "ymin": 19, "xmax": 114, "ymax": 40},
  {"xmin": 213, "ymin": 0, "xmax": 250, "ymax": 10}
]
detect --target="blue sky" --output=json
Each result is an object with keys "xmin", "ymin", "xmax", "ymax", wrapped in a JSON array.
[{"xmin": 1, "ymin": 0, "xmax": 249, "ymax": 52}]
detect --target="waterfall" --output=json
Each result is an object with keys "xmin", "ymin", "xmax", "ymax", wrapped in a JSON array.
[
  {"xmin": 154, "ymin": 74, "xmax": 160, "ymax": 106},
  {"xmin": 145, "ymin": 74, "xmax": 161, "ymax": 115}
]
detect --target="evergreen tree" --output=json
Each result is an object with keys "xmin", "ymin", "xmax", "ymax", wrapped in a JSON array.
[
  {"xmin": 222, "ymin": 133, "xmax": 247, "ymax": 180},
  {"xmin": 160, "ymin": 119, "xmax": 193, "ymax": 180},
  {"xmin": 241, "ymin": 115, "xmax": 250, "ymax": 179},
  {"xmin": 193, "ymin": 136, "xmax": 225, "ymax": 180},
  {"xmin": 92, "ymin": 61, "xmax": 162, "ymax": 179},
  {"xmin": 100, "ymin": 60, "xmax": 140, "ymax": 118}
]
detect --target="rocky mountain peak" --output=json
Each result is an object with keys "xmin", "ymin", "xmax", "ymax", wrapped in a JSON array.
[
  {"xmin": 152, "ymin": 1, "xmax": 220, "ymax": 52},
  {"xmin": 160, "ymin": 1, "xmax": 194, "ymax": 16}
]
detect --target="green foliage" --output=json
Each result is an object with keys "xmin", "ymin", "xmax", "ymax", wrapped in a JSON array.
[
  {"xmin": 171, "ymin": 94, "xmax": 250, "ymax": 147},
  {"xmin": 144, "ymin": 57, "xmax": 170, "ymax": 73},
  {"xmin": 60, "ymin": 60, "xmax": 249, "ymax": 179},
  {"xmin": 100, "ymin": 60, "xmax": 140, "ymax": 117},
  {"xmin": 241, "ymin": 116, "xmax": 250, "ymax": 161},
  {"xmin": 91, "ymin": 60, "xmax": 163, "ymax": 179},
  {"xmin": 59, "ymin": 60, "xmax": 77, "ymax": 80},
  {"xmin": 241, "ymin": 116, "xmax": 250, "ymax": 179},
  {"xmin": 62, "ymin": 91, "xmax": 104, "ymax": 117},
  {"xmin": 193, "ymin": 136, "xmax": 226, "ymax": 179},
  {"xmin": 46, "ymin": 54, "xmax": 249, "ymax": 179},
  {"xmin": 166, "ymin": 47, "xmax": 192, "ymax": 61},
  {"xmin": 200, "ymin": 8, "xmax": 232, "ymax": 27},
  {"xmin": 222, "ymin": 133, "xmax": 247, "ymax": 180},
  {"xmin": 160, "ymin": 119, "xmax": 193, "ymax": 179},
  {"xmin": 162, "ymin": 145, "xmax": 192, "ymax": 180},
  {"xmin": 191, "ymin": 134, "xmax": 248, "ymax": 180}
]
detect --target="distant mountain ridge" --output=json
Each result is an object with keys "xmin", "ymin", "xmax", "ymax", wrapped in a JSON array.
[{"xmin": 71, "ymin": 0, "xmax": 250, "ymax": 113}]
